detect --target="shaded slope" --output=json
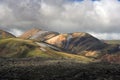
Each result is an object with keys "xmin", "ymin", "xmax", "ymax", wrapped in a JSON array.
[
  {"xmin": 101, "ymin": 53, "xmax": 120, "ymax": 63},
  {"xmin": 0, "ymin": 30, "xmax": 15, "ymax": 38},
  {"xmin": 100, "ymin": 44, "xmax": 120, "ymax": 63}
]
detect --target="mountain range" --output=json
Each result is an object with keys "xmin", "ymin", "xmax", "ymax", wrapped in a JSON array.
[{"xmin": 0, "ymin": 28, "xmax": 120, "ymax": 63}]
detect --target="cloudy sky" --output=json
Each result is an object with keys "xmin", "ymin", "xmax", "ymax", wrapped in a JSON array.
[{"xmin": 0, "ymin": 0, "xmax": 120, "ymax": 39}]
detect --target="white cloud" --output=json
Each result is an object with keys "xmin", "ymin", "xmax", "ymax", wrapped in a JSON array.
[
  {"xmin": 0, "ymin": 4, "xmax": 15, "ymax": 26},
  {"xmin": 9, "ymin": 28, "xmax": 23, "ymax": 36},
  {"xmin": 0, "ymin": 0, "xmax": 120, "ymax": 39},
  {"xmin": 90, "ymin": 32, "xmax": 120, "ymax": 40}
]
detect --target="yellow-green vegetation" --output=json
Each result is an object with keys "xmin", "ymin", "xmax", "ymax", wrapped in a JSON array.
[
  {"xmin": 0, "ymin": 38, "xmax": 93, "ymax": 62},
  {"xmin": 0, "ymin": 38, "xmax": 54, "ymax": 58},
  {"xmin": 0, "ymin": 38, "xmax": 38, "ymax": 57},
  {"xmin": 27, "ymin": 47, "xmax": 93, "ymax": 62},
  {"xmin": 105, "ymin": 40, "xmax": 120, "ymax": 44},
  {"xmin": 27, "ymin": 49, "xmax": 52, "ymax": 58},
  {"xmin": 49, "ymin": 49, "xmax": 93, "ymax": 62}
]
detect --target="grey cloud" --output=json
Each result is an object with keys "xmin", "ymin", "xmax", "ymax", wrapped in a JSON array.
[{"xmin": 0, "ymin": 0, "xmax": 120, "ymax": 39}]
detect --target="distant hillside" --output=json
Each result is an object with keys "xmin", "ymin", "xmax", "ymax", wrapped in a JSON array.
[
  {"xmin": 0, "ymin": 30, "xmax": 15, "ymax": 38},
  {"xmin": 104, "ymin": 40, "xmax": 120, "ymax": 44}
]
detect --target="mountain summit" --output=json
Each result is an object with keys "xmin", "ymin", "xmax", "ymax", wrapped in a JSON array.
[
  {"xmin": 20, "ymin": 28, "xmax": 41, "ymax": 39},
  {"xmin": 0, "ymin": 30, "xmax": 15, "ymax": 38}
]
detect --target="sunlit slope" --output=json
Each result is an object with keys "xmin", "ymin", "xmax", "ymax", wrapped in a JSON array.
[
  {"xmin": 19, "ymin": 28, "xmax": 41, "ymax": 39},
  {"xmin": 0, "ymin": 38, "xmax": 38, "ymax": 57},
  {"xmin": 19, "ymin": 28, "xmax": 59, "ymax": 41},
  {"xmin": 0, "ymin": 38, "xmax": 93, "ymax": 62}
]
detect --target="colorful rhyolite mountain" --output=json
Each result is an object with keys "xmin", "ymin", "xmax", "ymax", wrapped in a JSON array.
[
  {"xmin": 20, "ymin": 29, "xmax": 120, "ymax": 57},
  {"xmin": 19, "ymin": 28, "xmax": 120, "ymax": 63},
  {"xmin": 0, "ymin": 28, "xmax": 120, "ymax": 63}
]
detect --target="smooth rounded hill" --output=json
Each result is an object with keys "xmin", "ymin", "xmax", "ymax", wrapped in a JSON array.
[{"xmin": 0, "ymin": 30, "xmax": 15, "ymax": 38}]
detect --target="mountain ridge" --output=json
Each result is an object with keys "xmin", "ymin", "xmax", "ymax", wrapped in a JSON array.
[{"xmin": 0, "ymin": 28, "xmax": 120, "ymax": 63}]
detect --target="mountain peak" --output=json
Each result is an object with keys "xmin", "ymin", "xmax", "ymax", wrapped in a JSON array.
[
  {"xmin": 19, "ymin": 28, "xmax": 41, "ymax": 39},
  {"xmin": 72, "ymin": 32, "xmax": 91, "ymax": 37},
  {"xmin": 0, "ymin": 29, "xmax": 15, "ymax": 38}
]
